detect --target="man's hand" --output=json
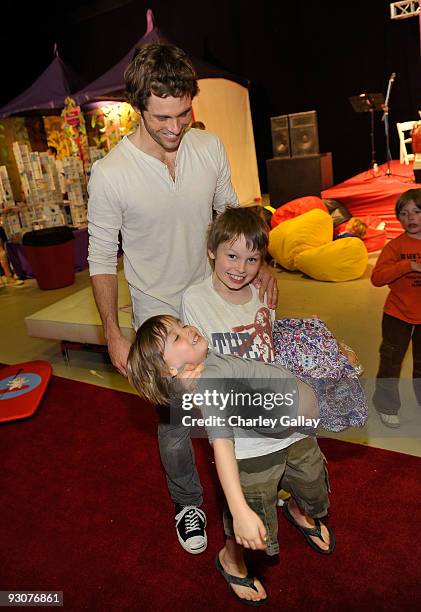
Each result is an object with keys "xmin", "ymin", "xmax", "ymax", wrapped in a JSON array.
[
  {"xmin": 90, "ymin": 275, "xmax": 129, "ymax": 375},
  {"xmin": 233, "ymin": 505, "xmax": 268, "ymax": 550},
  {"xmin": 252, "ymin": 264, "xmax": 278, "ymax": 309},
  {"xmin": 107, "ymin": 333, "xmax": 131, "ymax": 376},
  {"xmin": 411, "ymin": 261, "xmax": 421, "ymax": 273}
]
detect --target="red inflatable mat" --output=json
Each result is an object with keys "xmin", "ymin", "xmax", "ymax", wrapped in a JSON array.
[{"xmin": 0, "ymin": 361, "xmax": 52, "ymax": 423}]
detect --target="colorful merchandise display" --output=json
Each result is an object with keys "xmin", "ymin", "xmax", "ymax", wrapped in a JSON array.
[
  {"xmin": 61, "ymin": 97, "xmax": 90, "ymax": 164},
  {"xmin": 62, "ymin": 156, "xmax": 88, "ymax": 226},
  {"xmin": 0, "ymin": 166, "xmax": 15, "ymax": 209},
  {"xmin": 0, "ymin": 140, "xmax": 105, "ymax": 237},
  {"xmin": 0, "ymin": 164, "xmax": 20, "ymax": 238},
  {"xmin": 12, "ymin": 142, "xmax": 66, "ymax": 232}
]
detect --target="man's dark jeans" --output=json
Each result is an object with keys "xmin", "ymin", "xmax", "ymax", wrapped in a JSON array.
[{"xmin": 156, "ymin": 400, "xmax": 203, "ymax": 507}]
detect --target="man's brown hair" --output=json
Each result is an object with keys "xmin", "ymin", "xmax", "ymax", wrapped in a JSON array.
[
  {"xmin": 207, "ymin": 206, "xmax": 269, "ymax": 259},
  {"xmin": 127, "ymin": 314, "xmax": 177, "ymax": 405},
  {"xmin": 124, "ymin": 42, "xmax": 199, "ymax": 112}
]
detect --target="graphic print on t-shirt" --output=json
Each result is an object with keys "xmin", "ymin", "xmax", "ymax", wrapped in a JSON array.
[
  {"xmin": 399, "ymin": 252, "xmax": 421, "ymax": 287},
  {"xmin": 211, "ymin": 306, "xmax": 274, "ymax": 362}
]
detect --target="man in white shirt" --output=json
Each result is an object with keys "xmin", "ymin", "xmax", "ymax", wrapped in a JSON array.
[{"xmin": 88, "ymin": 42, "xmax": 277, "ymax": 555}]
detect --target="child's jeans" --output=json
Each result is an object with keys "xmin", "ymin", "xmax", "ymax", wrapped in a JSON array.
[
  {"xmin": 373, "ymin": 313, "xmax": 421, "ymax": 415},
  {"xmin": 222, "ymin": 437, "xmax": 330, "ymax": 556}
]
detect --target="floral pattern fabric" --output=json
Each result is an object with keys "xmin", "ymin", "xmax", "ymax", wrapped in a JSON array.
[{"xmin": 273, "ymin": 318, "xmax": 368, "ymax": 432}]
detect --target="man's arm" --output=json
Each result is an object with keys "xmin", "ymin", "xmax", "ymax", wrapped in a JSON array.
[
  {"xmin": 88, "ymin": 163, "xmax": 129, "ymax": 374},
  {"xmin": 91, "ymin": 275, "xmax": 131, "ymax": 376},
  {"xmin": 212, "ymin": 438, "xmax": 267, "ymax": 550},
  {"xmin": 252, "ymin": 264, "xmax": 278, "ymax": 309},
  {"xmin": 212, "ymin": 136, "xmax": 239, "ymax": 213}
]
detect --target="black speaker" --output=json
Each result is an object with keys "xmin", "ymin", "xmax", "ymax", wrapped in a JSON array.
[
  {"xmin": 270, "ymin": 115, "xmax": 291, "ymax": 158},
  {"xmin": 289, "ymin": 110, "xmax": 319, "ymax": 157},
  {"xmin": 266, "ymin": 153, "xmax": 333, "ymax": 206}
]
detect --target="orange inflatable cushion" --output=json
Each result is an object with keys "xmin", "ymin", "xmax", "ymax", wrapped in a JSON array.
[{"xmin": 270, "ymin": 196, "xmax": 328, "ymax": 229}]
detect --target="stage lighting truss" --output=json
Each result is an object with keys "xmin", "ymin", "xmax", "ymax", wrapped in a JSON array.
[{"xmin": 390, "ymin": 1, "xmax": 420, "ymax": 20}]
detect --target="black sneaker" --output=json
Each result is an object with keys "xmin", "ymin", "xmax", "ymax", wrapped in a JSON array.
[{"xmin": 175, "ymin": 505, "xmax": 207, "ymax": 554}]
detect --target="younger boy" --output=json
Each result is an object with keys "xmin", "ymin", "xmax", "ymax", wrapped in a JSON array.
[
  {"xmin": 127, "ymin": 314, "xmax": 327, "ymax": 605},
  {"xmin": 371, "ymin": 188, "xmax": 421, "ymax": 428}
]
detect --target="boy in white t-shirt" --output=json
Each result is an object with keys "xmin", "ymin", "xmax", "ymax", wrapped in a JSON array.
[{"xmin": 180, "ymin": 207, "xmax": 335, "ymax": 603}]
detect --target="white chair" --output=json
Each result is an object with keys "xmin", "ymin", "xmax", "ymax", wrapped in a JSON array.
[{"xmin": 396, "ymin": 121, "xmax": 415, "ymax": 165}]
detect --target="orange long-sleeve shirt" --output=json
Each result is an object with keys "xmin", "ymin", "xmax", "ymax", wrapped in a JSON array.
[{"xmin": 371, "ymin": 233, "xmax": 421, "ymax": 324}]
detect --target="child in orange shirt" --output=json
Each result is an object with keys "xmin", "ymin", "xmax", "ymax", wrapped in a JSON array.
[{"xmin": 371, "ymin": 188, "xmax": 421, "ymax": 427}]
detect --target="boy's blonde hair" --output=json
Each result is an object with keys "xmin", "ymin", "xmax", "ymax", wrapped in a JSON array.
[
  {"xmin": 347, "ymin": 217, "xmax": 367, "ymax": 238},
  {"xmin": 127, "ymin": 314, "xmax": 176, "ymax": 405},
  {"xmin": 207, "ymin": 206, "xmax": 269, "ymax": 260}
]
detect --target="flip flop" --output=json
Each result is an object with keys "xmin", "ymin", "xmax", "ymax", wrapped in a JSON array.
[
  {"xmin": 215, "ymin": 554, "xmax": 268, "ymax": 607},
  {"xmin": 283, "ymin": 501, "xmax": 336, "ymax": 555}
]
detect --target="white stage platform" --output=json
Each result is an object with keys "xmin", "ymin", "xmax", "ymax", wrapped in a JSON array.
[{"xmin": 25, "ymin": 272, "xmax": 135, "ymax": 345}]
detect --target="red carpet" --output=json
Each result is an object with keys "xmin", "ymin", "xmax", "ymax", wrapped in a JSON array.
[
  {"xmin": 322, "ymin": 160, "xmax": 420, "ymax": 239},
  {"xmin": 1, "ymin": 372, "xmax": 421, "ymax": 611}
]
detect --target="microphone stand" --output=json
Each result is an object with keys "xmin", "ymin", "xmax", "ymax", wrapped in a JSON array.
[
  {"xmin": 382, "ymin": 72, "xmax": 395, "ymax": 176},
  {"xmin": 368, "ymin": 97, "xmax": 376, "ymax": 169},
  {"xmin": 379, "ymin": 73, "xmax": 409, "ymax": 180}
]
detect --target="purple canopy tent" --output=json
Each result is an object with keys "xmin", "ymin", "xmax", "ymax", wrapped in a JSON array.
[
  {"xmin": 72, "ymin": 8, "xmax": 247, "ymax": 106},
  {"xmin": 0, "ymin": 45, "xmax": 87, "ymax": 118}
]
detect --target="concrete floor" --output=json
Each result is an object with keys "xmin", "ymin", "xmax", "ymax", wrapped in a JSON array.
[
  {"xmin": 1, "ymin": 250, "xmax": 420, "ymax": 457},
  {"xmin": 0, "ymin": 268, "xmax": 133, "ymax": 395}
]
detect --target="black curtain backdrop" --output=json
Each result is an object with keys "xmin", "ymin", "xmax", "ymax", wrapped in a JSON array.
[{"xmin": 2, "ymin": 0, "xmax": 420, "ymax": 190}]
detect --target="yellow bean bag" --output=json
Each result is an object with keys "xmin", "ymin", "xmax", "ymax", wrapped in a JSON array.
[
  {"xmin": 268, "ymin": 208, "xmax": 333, "ymax": 270},
  {"xmin": 294, "ymin": 237, "xmax": 368, "ymax": 281}
]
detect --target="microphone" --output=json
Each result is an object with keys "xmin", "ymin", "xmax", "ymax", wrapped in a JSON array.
[{"xmin": 390, "ymin": 72, "xmax": 396, "ymax": 82}]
